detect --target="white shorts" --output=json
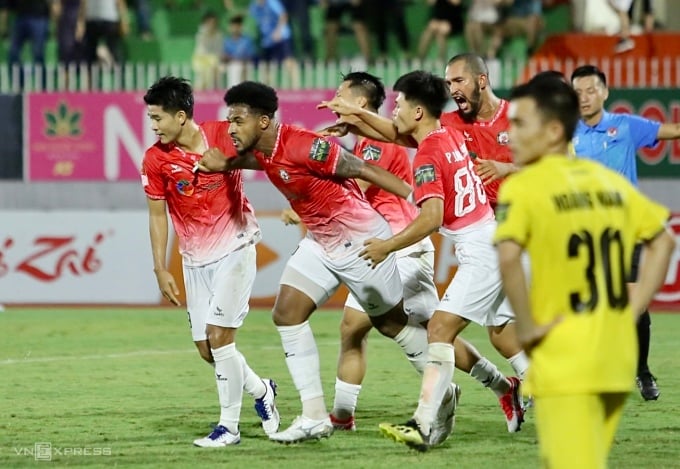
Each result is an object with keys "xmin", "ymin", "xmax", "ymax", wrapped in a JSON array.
[
  {"xmin": 280, "ymin": 227, "xmax": 403, "ymax": 317},
  {"xmin": 345, "ymin": 250, "xmax": 438, "ymax": 325},
  {"xmin": 609, "ymin": 0, "xmax": 633, "ymax": 12},
  {"xmin": 438, "ymin": 220, "xmax": 513, "ymax": 327},
  {"xmin": 183, "ymin": 244, "xmax": 256, "ymax": 341}
]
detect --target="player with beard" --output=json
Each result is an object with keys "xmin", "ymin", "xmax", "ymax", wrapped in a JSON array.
[{"xmin": 320, "ymin": 56, "xmax": 530, "ymax": 394}]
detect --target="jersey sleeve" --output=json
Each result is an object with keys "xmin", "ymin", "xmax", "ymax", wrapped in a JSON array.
[
  {"xmin": 626, "ymin": 114, "xmax": 661, "ymax": 150},
  {"xmin": 493, "ymin": 176, "xmax": 532, "ymax": 247},
  {"xmin": 624, "ymin": 181, "xmax": 671, "ymax": 242},
  {"xmin": 141, "ymin": 148, "xmax": 165, "ymax": 200},
  {"xmin": 412, "ymin": 140, "xmax": 445, "ymax": 207},
  {"xmin": 298, "ymin": 134, "xmax": 342, "ymax": 177}
]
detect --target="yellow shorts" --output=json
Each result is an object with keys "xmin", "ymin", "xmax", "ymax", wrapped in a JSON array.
[{"xmin": 534, "ymin": 392, "xmax": 628, "ymax": 469}]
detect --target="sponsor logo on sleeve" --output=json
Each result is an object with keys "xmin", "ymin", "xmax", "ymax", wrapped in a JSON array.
[
  {"xmin": 495, "ymin": 202, "xmax": 509, "ymax": 223},
  {"xmin": 414, "ymin": 164, "xmax": 436, "ymax": 187},
  {"xmin": 309, "ymin": 138, "xmax": 331, "ymax": 162},
  {"xmin": 361, "ymin": 144, "xmax": 382, "ymax": 161}
]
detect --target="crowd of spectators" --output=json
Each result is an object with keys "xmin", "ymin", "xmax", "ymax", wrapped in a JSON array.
[{"xmin": 0, "ymin": 0, "xmax": 668, "ymax": 82}]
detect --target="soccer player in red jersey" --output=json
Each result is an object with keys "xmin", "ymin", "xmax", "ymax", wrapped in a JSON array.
[
  {"xmin": 306, "ymin": 72, "xmax": 526, "ymax": 437},
  {"xmin": 197, "ymin": 81, "xmax": 437, "ymax": 444},
  {"xmin": 141, "ymin": 77, "xmax": 280, "ymax": 448},
  {"xmin": 354, "ymin": 71, "xmax": 524, "ymax": 450}
]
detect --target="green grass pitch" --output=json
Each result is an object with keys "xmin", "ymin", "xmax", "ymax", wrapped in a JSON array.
[{"xmin": 1, "ymin": 308, "xmax": 679, "ymax": 468}]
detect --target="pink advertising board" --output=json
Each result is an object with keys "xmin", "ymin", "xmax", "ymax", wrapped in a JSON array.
[{"xmin": 25, "ymin": 90, "xmax": 352, "ymax": 181}]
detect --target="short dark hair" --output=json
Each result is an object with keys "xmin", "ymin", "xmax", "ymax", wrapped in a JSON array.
[
  {"xmin": 224, "ymin": 81, "xmax": 278, "ymax": 117},
  {"xmin": 571, "ymin": 65, "xmax": 607, "ymax": 87},
  {"xmin": 510, "ymin": 79, "xmax": 580, "ymax": 141},
  {"xmin": 341, "ymin": 71, "xmax": 386, "ymax": 111},
  {"xmin": 229, "ymin": 14, "xmax": 244, "ymax": 25},
  {"xmin": 447, "ymin": 53, "xmax": 488, "ymax": 77},
  {"xmin": 393, "ymin": 70, "xmax": 449, "ymax": 119},
  {"xmin": 529, "ymin": 70, "xmax": 568, "ymax": 85},
  {"xmin": 143, "ymin": 76, "xmax": 194, "ymax": 118}
]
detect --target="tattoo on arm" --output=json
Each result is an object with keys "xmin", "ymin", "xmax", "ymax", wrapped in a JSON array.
[{"xmin": 335, "ymin": 149, "xmax": 365, "ymax": 178}]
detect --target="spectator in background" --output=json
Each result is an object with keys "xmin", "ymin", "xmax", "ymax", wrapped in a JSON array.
[
  {"xmin": 0, "ymin": 0, "xmax": 54, "ymax": 69},
  {"xmin": 629, "ymin": 0, "xmax": 655, "ymax": 32},
  {"xmin": 249, "ymin": 0, "xmax": 300, "ymax": 87},
  {"xmin": 282, "ymin": 0, "xmax": 314, "ymax": 60},
  {"xmin": 82, "ymin": 0, "xmax": 129, "ymax": 66},
  {"xmin": 55, "ymin": 0, "xmax": 85, "ymax": 66},
  {"xmin": 417, "ymin": 0, "xmax": 465, "ymax": 62},
  {"xmin": 464, "ymin": 0, "xmax": 501, "ymax": 57},
  {"xmin": 487, "ymin": 0, "xmax": 542, "ymax": 59},
  {"xmin": 610, "ymin": 0, "xmax": 634, "ymax": 53},
  {"xmin": 130, "ymin": 0, "xmax": 153, "ymax": 40},
  {"xmin": 369, "ymin": 0, "xmax": 410, "ymax": 61},
  {"xmin": 192, "ymin": 10, "xmax": 223, "ymax": 90},
  {"xmin": 322, "ymin": 0, "xmax": 371, "ymax": 63},
  {"xmin": 222, "ymin": 14, "xmax": 256, "ymax": 85}
]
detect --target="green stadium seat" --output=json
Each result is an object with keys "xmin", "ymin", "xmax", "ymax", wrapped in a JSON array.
[
  {"xmin": 167, "ymin": 9, "xmax": 204, "ymax": 36},
  {"xmin": 160, "ymin": 37, "xmax": 196, "ymax": 63},
  {"xmin": 125, "ymin": 37, "xmax": 163, "ymax": 63}
]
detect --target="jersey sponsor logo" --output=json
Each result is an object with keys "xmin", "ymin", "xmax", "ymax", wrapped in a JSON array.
[
  {"xmin": 496, "ymin": 131, "xmax": 509, "ymax": 145},
  {"xmin": 170, "ymin": 164, "xmax": 182, "ymax": 174},
  {"xmin": 361, "ymin": 144, "xmax": 382, "ymax": 161},
  {"xmin": 175, "ymin": 179, "xmax": 195, "ymax": 196},
  {"xmin": 279, "ymin": 169, "xmax": 290, "ymax": 182},
  {"xmin": 414, "ymin": 164, "xmax": 436, "ymax": 187},
  {"xmin": 463, "ymin": 130, "xmax": 473, "ymax": 142},
  {"xmin": 309, "ymin": 138, "xmax": 331, "ymax": 162},
  {"xmin": 495, "ymin": 202, "xmax": 509, "ymax": 223},
  {"xmin": 607, "ymin": 127, "xmax": 618, "ymax": 137}
]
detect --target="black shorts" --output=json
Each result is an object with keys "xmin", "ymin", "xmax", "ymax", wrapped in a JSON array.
[
  {"xmin": 628, "ymin": 243, "xmax": 643, "ymax": 283},
  {"xmin": 431, "ymin": 0, "xmax": 463, "ymax": 34},
  {"xmin": 325, "ymin": 3, "xmax": 366, "ymax": 22}
]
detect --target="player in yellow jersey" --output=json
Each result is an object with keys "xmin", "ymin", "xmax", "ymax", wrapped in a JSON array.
[{"xmin": 493, "ymin": 77, "xmax": 676, "ymax": 469}]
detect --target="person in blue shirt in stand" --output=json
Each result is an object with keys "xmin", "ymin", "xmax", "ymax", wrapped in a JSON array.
[
  {"xmin": 249, "ymin": 0, "xmax": 299, "ymax": 87},
  {"xmin": 222, "ymin": 15, "xmax": 256, "ymax": 85},
  {"xmin": 571, "ymin": 64, "xmax": 680, "ymax": 401}
]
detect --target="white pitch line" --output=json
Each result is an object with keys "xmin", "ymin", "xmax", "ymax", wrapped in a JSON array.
[{"xmin": 0, "ymin": 340, "xmax": 339, "ymax": 366}]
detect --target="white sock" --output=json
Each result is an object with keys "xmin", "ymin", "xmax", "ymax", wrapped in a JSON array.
[
  {"xmin": 277, "ymin": 321, "xmax": 327, "ymax": 419},
  {"xmin": 507, "ymin": 351, "xmax": 530, "ymax": 381},
  {"xmin": 239, "ymin": 351, "xmax": 266, "ymax": 398},
  {"xmin": 332, "ymin": 378, "xmax": 362, "ymax": 420},
  {"xmin": 470, "ymin": 357, "xmax": 508, "ymax": 397},
  {"xmin": 394, "ymin": 324, "xmax": 428, "ymax": 375},
  {"xmin": 413, "ymin": 342, "xmax": 455, "ymax": 436},
  {"xmin": 212, "ymin": 343, "xmax": 244, "ymax": 434}
]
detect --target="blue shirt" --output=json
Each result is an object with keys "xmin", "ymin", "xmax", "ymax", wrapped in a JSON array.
[
  {"xmin": 223, "ymin": 35, "xmax": 256, "ymax": 60},
  {"xmin": 573, "ymin": 111, "xmax": 660, "ymax": 186},
  {"xmin": 249, "ymin": 0, "xmax": 291, "ymax": 48}
]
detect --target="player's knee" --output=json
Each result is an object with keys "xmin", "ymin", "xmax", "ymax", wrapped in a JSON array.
[
  {"xmin": 206, "ymin": 324, "xmax": 236, "ymax": 348},
  {"xmin": 195, "ymin": 341, "xmax": 213, "ymax": 363}
]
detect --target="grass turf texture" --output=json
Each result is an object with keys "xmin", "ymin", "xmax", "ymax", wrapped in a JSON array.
[{"xmin": 1, "ymin": 308, "xmax": 679, "ymax": 468}]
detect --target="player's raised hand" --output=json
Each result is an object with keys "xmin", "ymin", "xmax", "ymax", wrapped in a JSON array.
[
  {"xmin": 155, "ymin": 269, "xmax": 181, "ymax": 306},
  {"xmin": 317, "ymin": 96, "xmax": 362, "ymax": 116},
  {"xmin": 197, "ymin": 147, "xmax": 229, "ymax": 172},
  {"xmin": 360, "ymin": 238, "xmax": 391, "ymax": 268},
  {"xmin": 474, "ymin": 158, "xmax": 513, "ymax": 184},
  {"xmin": 318, "ymin": 122, "xmax": 349, "ymax": 138},
  {"xmin": 281, "ymin": 208, "xmax": 301, "ymax": 225}
]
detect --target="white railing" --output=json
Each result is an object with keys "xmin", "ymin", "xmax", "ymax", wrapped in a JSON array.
[
  {"xmin": 0, "ymin": 57, "xmax": 527, "ymax": 93},
  {"xmin": 1, "ymin": 56, "xmax": 678, "ymax": 93}
]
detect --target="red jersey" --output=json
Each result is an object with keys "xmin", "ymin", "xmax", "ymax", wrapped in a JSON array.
[
  {"xmin": 413, "ymin": 126, "xmax": 493, "ymax": 233},
  {"xmin": 253, "ymin": 124, "xmax": 386, "ymax": 255},
  {"xmin": 440, "ymin": 99, "xmax": 512, "ymax": 205},
  {"xmin": 141, "ymin": 121, "xmax": 260, "ymax": 267}
]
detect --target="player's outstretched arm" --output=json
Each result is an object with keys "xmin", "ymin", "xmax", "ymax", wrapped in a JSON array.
[
  {"xmin": 196, "ymin": 148, "xmax": 262, "ymax": 172},
  {"xmin": 335, "ymin": 148, "xmax": 411, "ymax": 198},
  {"xmin": 319, "ymin": 97, "xmax": 416, "ymax": 147},
  {"xmin": 630, "ymin": 227, "xmax": 676, "ymax": 320},
  {"xmin": 147, "ymin": 198, "xmax": 181, "ymax": 306},
  {"xmin": 360, "ymin": 197, "xmax": 442, "ymax": 267}
]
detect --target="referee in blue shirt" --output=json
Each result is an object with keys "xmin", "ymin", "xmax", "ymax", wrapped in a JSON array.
[{"xmin": 571, "ymin": 65, "xmax": 680, "ymax": 401}]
